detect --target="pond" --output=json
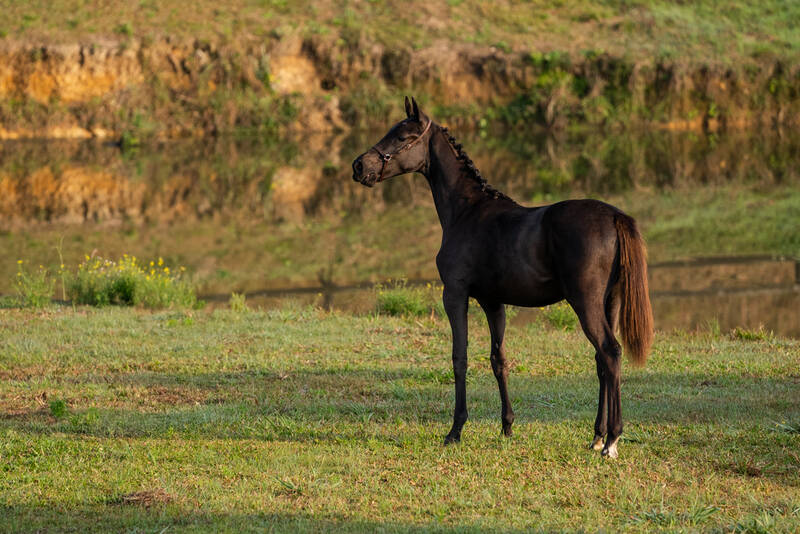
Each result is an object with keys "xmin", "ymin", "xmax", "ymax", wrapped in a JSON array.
[{"xmin": 2, "ymin": 125, "xmax": 799, "ymax": 336}]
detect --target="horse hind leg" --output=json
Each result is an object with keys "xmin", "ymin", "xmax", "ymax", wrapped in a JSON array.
[
  {"xmin": 601, "ymin": 289, "xmax": 623, "ymax": 457},
  {"xmin": 590, "ymin": 287, "xmax": 621, "ymax": 452},
  {"xmin": 568, "ymin": 291, "xmax": 623, "ymax": 459},
  {"xmin": 478, "ymin": 299, "xmax": 515, "ymax": 437}
]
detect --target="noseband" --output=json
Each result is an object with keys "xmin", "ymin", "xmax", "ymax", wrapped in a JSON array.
[{"xmin": 370, "ymin": 119, "xmax": 432, "ymax": 182}]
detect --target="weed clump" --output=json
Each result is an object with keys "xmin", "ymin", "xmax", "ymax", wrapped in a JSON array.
[
  {"xmin": 730, "ymin": 325, "xmax": 773, "ymax": 342},
  {"xmin": 49, "ymin": 398, "xmax": 68, "ymax": 419},
  {"xmin": 375, "ymin": 280, "xmax": 443, "ymax": 317},
  {"xmin": 229, "ymin": 292, "xmax": 249, "ymax": 312},
  {"xmin": 13, "ymin": 260, "xmax": 55, "ymax": 308},
  {"xmin": 67, "ymin": 254, "xmax": 196, "ymax": 309}
]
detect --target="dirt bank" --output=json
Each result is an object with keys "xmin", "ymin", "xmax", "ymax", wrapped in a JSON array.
[{"xmin": 0, "ymin": 33, "xmax": 798, "ymax": 140}]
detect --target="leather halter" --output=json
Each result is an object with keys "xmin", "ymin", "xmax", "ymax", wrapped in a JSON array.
[{"xmin": 369, "ymin": 119, "xmax": 432, "ymax": 182}]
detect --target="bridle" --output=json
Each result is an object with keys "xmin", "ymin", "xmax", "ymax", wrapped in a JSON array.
[{"xmin": 369, "ymin": 119, "xmax": 432, "ymax": 182}]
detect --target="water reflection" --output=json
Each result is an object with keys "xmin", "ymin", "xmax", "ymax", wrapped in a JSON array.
[
  {"xmin": 2, "ymin": 128, "xmax": 798, "ymax": 225},
  {"xmin": 1, "ymin": 127, "xmax": 799, "ymax": 336}
]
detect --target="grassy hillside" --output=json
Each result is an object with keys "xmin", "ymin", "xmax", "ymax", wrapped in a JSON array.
[
  {"xmin": 1, "ymin": 1, "xmax": 799, "ymax": 138},
  {"xmin": 1, "ymin": 305, "xmax": 799, "ymax": 532},
  {"xmin": 2, "ymin": 0, "xmax": 799, "ymax": 66}
]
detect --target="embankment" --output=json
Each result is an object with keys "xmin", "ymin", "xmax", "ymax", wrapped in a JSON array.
[{"xmin": 1, "ymin": 34, "xmax": 798, "ymax": 140}]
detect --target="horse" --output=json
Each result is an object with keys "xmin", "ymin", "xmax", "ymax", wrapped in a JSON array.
[{"xmin": 352, "ymin": 97, "xmax": 653, "ymax": 458}]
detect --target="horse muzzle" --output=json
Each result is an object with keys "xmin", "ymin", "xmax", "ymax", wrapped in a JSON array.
[{"xmin": 352, "ymin": 156, "xmax": 378, "ymax": 187}]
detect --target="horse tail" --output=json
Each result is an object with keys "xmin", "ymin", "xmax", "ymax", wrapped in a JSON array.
[{"xmin": 615, "ymin": 213, "xmax": 654, "ymax": 366}]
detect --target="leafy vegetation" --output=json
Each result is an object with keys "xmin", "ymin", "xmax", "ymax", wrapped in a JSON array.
[
  {"xmin": 0, "ymin": 305, "xmax": 798, "ymax": 532},
  {"xmin": 7, "ymin": 254, "xmax": 196, "ymax": 309},
  {"xmin": 67, "ymin": 254, "xmax": 196, "ymax": 308}
]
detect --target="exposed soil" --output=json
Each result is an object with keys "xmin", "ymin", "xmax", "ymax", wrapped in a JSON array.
[{"xmin": 0, "ymin": 34, "xmax": 798, "ymax": 140}]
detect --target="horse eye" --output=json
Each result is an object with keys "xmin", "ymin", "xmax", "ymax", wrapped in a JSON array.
[{"xmin": 398, "ymin": 135, "xmax": 408, "ymax": 142}]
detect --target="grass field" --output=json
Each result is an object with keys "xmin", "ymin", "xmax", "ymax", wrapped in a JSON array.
[{"xmin": 1, "ymin": 305, "xmax": 798, "ymax": 532}]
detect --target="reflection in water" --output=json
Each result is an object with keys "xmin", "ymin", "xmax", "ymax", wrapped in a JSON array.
[
  {"xmin": 2, "ymin": 127, "xmax": 799, "ymax": 225},
  {"xmin": 2, "ymin": 128, "xmax": 799, "ymax": 336}
]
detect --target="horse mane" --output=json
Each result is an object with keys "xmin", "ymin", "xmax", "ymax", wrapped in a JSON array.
[{"xmin": 439, "ymin": 125, "xmax": 514, "ymax": 202}]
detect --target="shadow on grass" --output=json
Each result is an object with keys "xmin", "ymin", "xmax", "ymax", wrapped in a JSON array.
[
  {"xmin": 2, "ymin": 367, "xmax": 798, "ymax": 440},
  {"xmin": 0, "ymin": 505, "xmax": 522, "ymax": 534}
]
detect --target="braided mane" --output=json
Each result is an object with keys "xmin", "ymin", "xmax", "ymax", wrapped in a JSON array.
[{"xmin": 439, "ymin": 126, "xmax": 514, "ymax": 202}]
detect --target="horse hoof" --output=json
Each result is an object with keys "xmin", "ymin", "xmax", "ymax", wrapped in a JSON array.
[
  {"xmin": 589, "ymin": 436, "xmax": 604, "ymax": 451},
  {"xmin": 601, "ymin": 438, "xmax": 619, "ymax": 459},
  {"xmin": 444, "ymin": 434, "xmax": 460, "ymax": 445},
  {"xmin": 502, "ymin": 424, "xmax": 513, "ymax": 437}
]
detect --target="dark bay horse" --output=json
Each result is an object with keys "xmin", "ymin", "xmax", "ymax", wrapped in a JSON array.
[{"xmin": 352, "ymin": 97, "xmax": 654, "ymax": 458}]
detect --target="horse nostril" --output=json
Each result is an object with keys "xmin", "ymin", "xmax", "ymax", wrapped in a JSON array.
[{"xmin": 353, "ymin": 158, "xmax": 363, "ymax": 175}]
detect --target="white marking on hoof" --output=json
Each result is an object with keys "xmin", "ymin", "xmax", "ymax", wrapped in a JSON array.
[
  {"xmin": 590, "ymin": 436, "xmax": 604, "ymax": 451},
  {"xmin": 602, "ymin": 437, "xmax": 619, "ymax": 459}
]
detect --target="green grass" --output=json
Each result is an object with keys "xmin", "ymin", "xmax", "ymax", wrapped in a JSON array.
[{"xmin": 1, "ymin": 305, "xmax": 798, "ymax": 532}]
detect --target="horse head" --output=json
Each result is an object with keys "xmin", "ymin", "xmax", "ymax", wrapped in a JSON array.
[{"xmin": 352, "ymin": 96, "xmax": 433, "ymax": 187}]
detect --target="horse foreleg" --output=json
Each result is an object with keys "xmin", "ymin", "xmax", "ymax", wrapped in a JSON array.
[
  {"xmin": 443, "ymin": 287, "xmax": 469, "ymax": 444},
  {"xmin": 479, "ymin": 299, "xmax": 514, "ymax": 437}
]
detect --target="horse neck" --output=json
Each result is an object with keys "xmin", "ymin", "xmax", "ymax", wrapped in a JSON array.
[{"xmin": 424, "ymin": 127, "xmax": 483, "ymax": 231}]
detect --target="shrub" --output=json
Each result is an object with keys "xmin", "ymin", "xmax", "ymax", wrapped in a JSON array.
[
  {"xmin": 375, "ymin": 280, "xmax": 444, "ymax": 317},
  {"xmin": 67, "ymin": 254, "xmax": 196, "ymax": 309},
  {"xmin": 541, "ymin": 301, "xmax": 578, "ymax": 331},
  {"xmin": 14, "ymin": 260, "xmax": 54, "ymax": 308}
]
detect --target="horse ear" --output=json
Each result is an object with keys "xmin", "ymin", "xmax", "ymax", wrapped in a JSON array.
[
  {"xmin": 411, "ymin": 97, "xmax": 420, "ymax": 120},
  {"xmin": 404, "ymin": 96, "xmax": 413, "ymax": 118},
  {"xmin": 411, "ymin": 97, "xmax": 428, "ymax": 123}
]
